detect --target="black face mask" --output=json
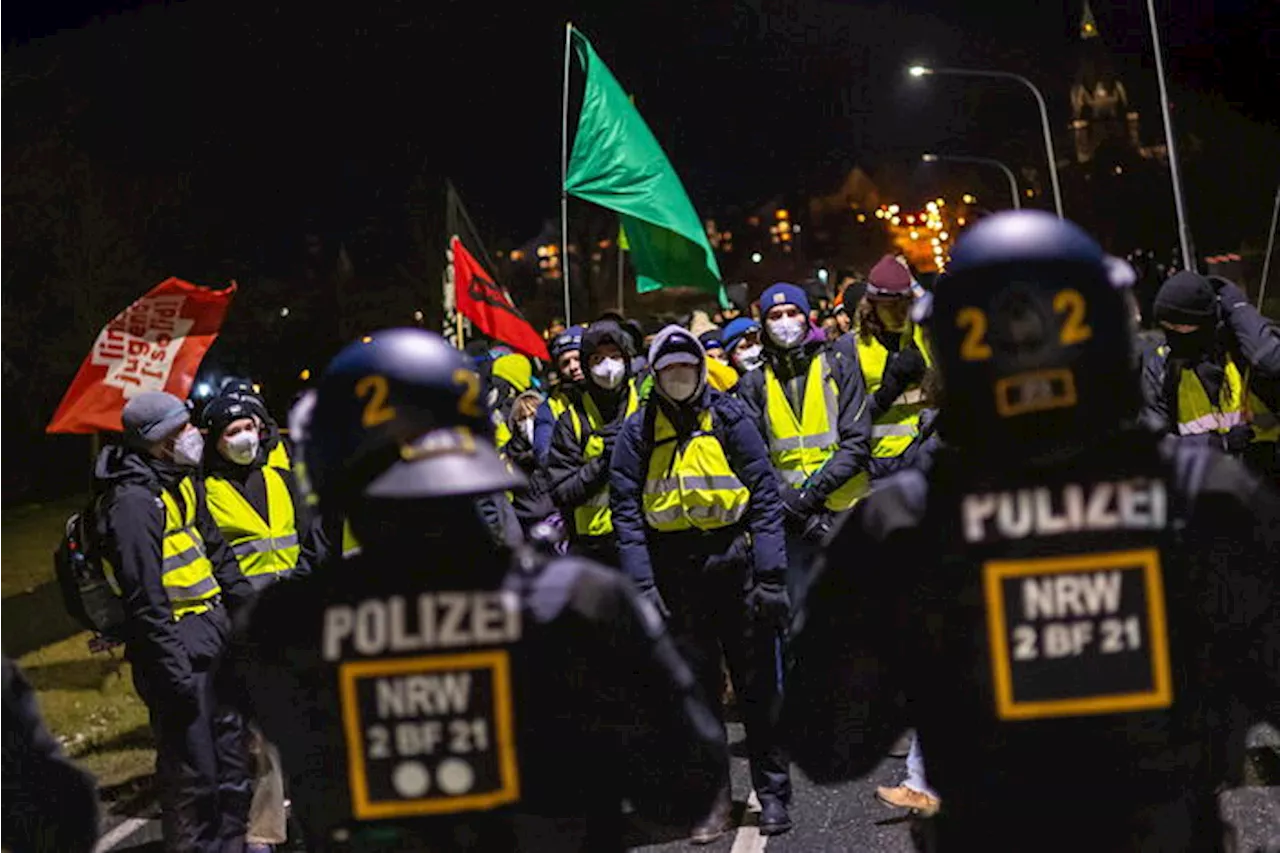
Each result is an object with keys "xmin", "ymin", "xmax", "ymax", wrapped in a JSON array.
[{"xmin": 1164, "ymin": 326, "xmax": 1215, "ymax": 360}]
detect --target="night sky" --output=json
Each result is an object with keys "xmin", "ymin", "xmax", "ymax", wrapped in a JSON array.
[{"xmin": 6, "ymin": 0, "xmax": 1277, "ymax": 247}]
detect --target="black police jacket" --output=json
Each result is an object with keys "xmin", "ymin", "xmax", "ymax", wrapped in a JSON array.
[
  {"xmin": 221, "ymin": 540, "xmax": 728, "ymax": 852},
  {"xmin": 786, "ymin": 429, "xmax": 1279, "ymax": 851},
  {"xmin": 2, "ymin": 656, "xmax": 99, "ymax": 853}
]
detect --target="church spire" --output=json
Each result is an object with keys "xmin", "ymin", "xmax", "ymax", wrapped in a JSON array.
[{"xmin": 1081, "ymin": 0, "xmax": 1099, "ymax": 39}]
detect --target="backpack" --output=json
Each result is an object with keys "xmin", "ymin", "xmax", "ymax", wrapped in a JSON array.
[{"xmin": 53, "ymin": 494, "xmax": 127, "ymax": 643}]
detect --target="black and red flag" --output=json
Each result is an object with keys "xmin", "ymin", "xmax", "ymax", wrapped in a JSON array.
[{"xmin": 446, "ymin": 182, "xmax": 549, "ymax": 361}]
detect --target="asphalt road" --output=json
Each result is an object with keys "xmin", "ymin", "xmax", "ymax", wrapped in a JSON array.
[{"xmin": 96, "ymin": 722, "xmax": 1280, "ymax": 852}]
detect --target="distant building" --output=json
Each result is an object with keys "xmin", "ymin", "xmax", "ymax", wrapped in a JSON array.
[{"xmin": 1068, "ymin": 0, "xmax": 1166, "ymax": 167}]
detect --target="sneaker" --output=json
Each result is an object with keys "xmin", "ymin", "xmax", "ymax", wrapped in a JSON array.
[{"xmin": 875, "ymin": 785, "xmax": 940, "ymax": 817}]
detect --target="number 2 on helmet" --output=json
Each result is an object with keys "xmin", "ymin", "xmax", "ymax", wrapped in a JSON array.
[{"xmin": 955, "ymin": 290, "xmax": 1094, "ymax": 362}]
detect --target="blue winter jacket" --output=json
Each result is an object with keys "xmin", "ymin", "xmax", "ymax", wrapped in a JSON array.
[{"xmin": 609, "ymin": 385, "xmax": 789, "ymax": 592}]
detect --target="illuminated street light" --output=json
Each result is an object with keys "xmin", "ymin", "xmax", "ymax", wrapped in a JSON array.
[
  {"xmin": 413, "ymin": 310, "xmax": 424, "ymax": 322},
  {"xmin": 963, "ymin": 194, "xmax": 977, "ymax": 205},
  {"xmin": 299, "ymin": 369, "xmax": 311, "ymax": 381},
  {"xmin": 922, "ymin": 152, "xmax": 1022, "ymax": 211},
  {"xmin": 279, "ymin": 307, "xmax": 290, "ymax": 318},
  {"xmin": 908, "ymin": 65, "xmax": 1063, "ymax": 218},
  {"xmin": 751, "ymin": 252, "xmax": 763, "ymax": 263}
]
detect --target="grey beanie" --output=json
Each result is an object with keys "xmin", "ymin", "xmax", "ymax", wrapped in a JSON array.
[{"xmin": 121, "ymin": 391, "xmax": 190, "ymax": 449}]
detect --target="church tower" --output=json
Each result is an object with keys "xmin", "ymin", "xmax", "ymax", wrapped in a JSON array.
[{"xmin": 1069, "ymin": 0, "xmax": 1143, "ymax": 165}]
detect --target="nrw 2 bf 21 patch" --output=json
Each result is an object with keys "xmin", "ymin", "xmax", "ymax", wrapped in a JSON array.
[
  {"xmin": 339, "ymin": 651, "xmax": 520, "ymax": 820},
  {"xmin": 983, "ymin": 548, "xmax": 1173, "ymax": 721}
]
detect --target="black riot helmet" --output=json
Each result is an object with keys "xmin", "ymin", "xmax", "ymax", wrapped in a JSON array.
[
  {"xmin": 917, "ymin": 211, "xmax": 1138, "ymax": 457},
  {"xmin": 293, "ymin": 328, "xmax": 525, "ymax": 517}
]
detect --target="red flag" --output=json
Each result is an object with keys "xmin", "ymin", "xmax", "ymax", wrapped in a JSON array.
[
  {"xmin": 451, "ymin": 236, "xmax": 550, "ymax": 361},
  {"xmin": 47, "ymin": 278, "xmax": 237, "ymax": 434}
]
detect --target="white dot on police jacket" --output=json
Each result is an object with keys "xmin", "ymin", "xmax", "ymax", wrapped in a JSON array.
[
  {"xmin": 392, "ymin": 761, "xmax": 431, "ymax": 798},
  {"xmin": 437, "ymin": 758, "xmax": 475, "ymax": 795}
]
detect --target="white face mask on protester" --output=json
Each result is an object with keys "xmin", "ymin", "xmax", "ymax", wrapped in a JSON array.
[
  {"xmin": 733, "ymin": 344, "xmax": 764, "ymax": 371},
  {"xmin": 658, "ymin": 365, "xmax": 701, "ymax": 402},
  {"xmin": 224, "ymin": 431, "xmax": 260, "ymax": 465},
  {"xmin": 172, "ymin": 425, "xmax": 204, "ymax": 468},
  {"xmin": 766, "ymin": 315, "xmax": 808, "ymax": 348},
  {"xmin": 590, "ymin": 357, "xmax": 626, "ymax": 390},
  {"xmin": 520, "ymin": 418, "xmax": 535, "ymax": 445}
]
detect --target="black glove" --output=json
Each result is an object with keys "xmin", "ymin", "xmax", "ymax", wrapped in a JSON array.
[
  {"xmin": 745, "ymin": 576, "xmax": 790, "ymax": 632},
  {"xmin": 886, "ymin": 347, "xmax": 928, "ymax": 389},
  {"xmin": 780, "ymin": 488, "xmax": 812, "ymax": 524},
  {"xmin": 1210, "ymin": 277, "xmax": 1249, "ymax": 313},
  {"xmin": 802, "ymin": 512, "xmax": 833, "ymax": 544},
  {"xmin": 1221, "ymin": 424, "xmax": 1254, "ymax": 454}
]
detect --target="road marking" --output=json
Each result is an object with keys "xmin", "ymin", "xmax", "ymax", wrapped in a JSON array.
[
  {"xmin": 94, "ymin": 817, "xmax": 151, "ymax": 852},
  {"xmin": 729, "ymin": 825, "xmax": 768, "ymax": 853},
  {"xmin": 730, "ymin": 789, "xmax": 768, "ymax": 853}
]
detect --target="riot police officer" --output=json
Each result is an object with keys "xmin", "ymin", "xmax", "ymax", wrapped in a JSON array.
[
  {"xmin": 786, "ymin": 211, "xmax": 1280, "ymax": 850},
  {"xmin": 222, "ymin": 328, "xmax": 727, "ymax": 852}
]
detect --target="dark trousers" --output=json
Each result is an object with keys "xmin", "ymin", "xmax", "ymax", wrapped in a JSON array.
[
  {"xmin": 134, "ymin": 660, "xmax": 251, "ymax": 853},
  {"xmin": 652, "ymin": 529, "xmax": 791, "ymax": 805}
]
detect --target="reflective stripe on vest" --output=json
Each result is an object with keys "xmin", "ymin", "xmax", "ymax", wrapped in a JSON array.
[
  {"xmin": 763, "ymin": 355, "xmax": 867, "ymax": 510},
  {"xmin": 1170, "ymin": 351, "xmax": 1280, "ymax": 443},
  {"xmin": 157, "ymin": 478, "xmax": 221, "ymax": 618},
  {"xmin": 205, "ymin": 467, "xmax": 300, "ymax": 588},
  {"xmin": 342, "ymin": 519, "xmax": 362, "ymax": 558},
  {"xmin": 857, "ymin": 325, "xmax": 933, "ymax": 458},
  {"xmin": 566, "ymin": 383, "xmax": 640, "ymax": 536},
  {"xmin": 643, "ymin": 407, "xmax": 750, "ymax": 532},
  {"xmin": 267, "ymin": 441, "xmax": 291, "ymax": 471}
]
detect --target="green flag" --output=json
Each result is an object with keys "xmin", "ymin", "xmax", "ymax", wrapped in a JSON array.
[{"xmin": 564, "ymin": 29, "xmax": 726, "ymax": 306}]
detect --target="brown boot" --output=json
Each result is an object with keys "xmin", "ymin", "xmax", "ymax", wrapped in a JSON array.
[
  {"xmin": 690, "ymin": 786, "xmax": 733, "ymax": 845},
  {"xmin": 875, "ymin": 785, "xmax": 940, "ymax": 817}
]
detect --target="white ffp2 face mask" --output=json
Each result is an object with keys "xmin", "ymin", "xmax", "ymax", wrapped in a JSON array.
[
  {"xmin": 733, "ymin": 344, "xmax": 764, "ymax": 371},
  {"xmin": 767, "ymin": 315, "xmax": 808, "ymax": 348},
  {"xmin": 658, "ymin": 365, "xmax": 701, "ymax": 402},
  {"xmin": 223, "ymin": 431, "xmax": 259, "ymax": 465},
  {"xmin": 172, "ymin": 425, "xmax": 204, "ymax": 468},
  {"xmin": 521, "ymin": 418, "xmax": 535, "ymax": 445},
  {"xmin": 590, "ymin": 357, "xmax": 626, "ymax": 390}
]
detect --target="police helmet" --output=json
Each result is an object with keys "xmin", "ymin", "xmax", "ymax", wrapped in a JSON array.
[
  {"xmin": 297, "ymin": 328, "xmax": 526, "ymax": 512},
  {"xmin": 920, "ymin": 211, "xmax": 1138, "ymax": 454}
]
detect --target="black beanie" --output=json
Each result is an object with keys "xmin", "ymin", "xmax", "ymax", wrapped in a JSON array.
[{"xmin": 1153, "ymin": 271, "xmax": 1217, "ymax": 327}]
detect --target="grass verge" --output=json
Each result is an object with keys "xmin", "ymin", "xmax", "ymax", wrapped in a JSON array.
[
  {"xmin": 19, "ymin": 633, "xmax": 153, "ymax": 786},
  {"xmin": 3, "ymin": 495, "xmax": 156, "ymax": 790}
]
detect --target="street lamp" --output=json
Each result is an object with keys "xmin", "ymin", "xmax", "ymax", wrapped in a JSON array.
[
  {"xmin": 907, "ymin": 63, "xmax": 1064, "ymax": 219},
  {"xmin": 1144, "ymin": 0, "xmax": 1195, "ymax": 272},
  {"xmin": 921, "ymin": 153, "xmax": 1022, "ymax": 211}
]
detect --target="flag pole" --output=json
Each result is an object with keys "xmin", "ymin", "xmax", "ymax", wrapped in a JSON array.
[
  {"xmin": 560, "ymin": 21, "xmax": 573, "ymax": 326},
  {"xmin": 617, "ymin": 237, "xmax": 625, "ymax": 313}
]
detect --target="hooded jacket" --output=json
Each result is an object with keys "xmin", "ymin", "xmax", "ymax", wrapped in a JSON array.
[
  {"xmin": 609, "ymin": 327, "xmax": 788, "ymax": 591},
  {"xmin": 547, "ymin": 321, "xmax": 636, "ymax": 521},
  {"xmin": 736, "ymin": 331, "xmax": 872, "ymax": 515},
  {"xmin": 503, "ymin": 390, "xmax": 558, "ymax": 527},
  {"xmin": 1140, "ymin": 276, "xmax": 1280, "ymax": 447},
  {"xmin": 93, "ymin": 445, "xmax": 250, "ymax": 702},
  {"xmin": 202, "ymin": 429, "xmax": 324, "ymax": 585}
]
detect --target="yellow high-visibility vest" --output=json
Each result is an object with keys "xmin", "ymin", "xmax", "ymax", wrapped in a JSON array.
[
  {"xmin": 642, "ymin": 406, "xmax": 750, "ymax": 533},
  {"xmin": 341, "ymin": 519, "xmax": 361, "ymax": 558},
  {"xmin": 565, "ymin": 383, "xmax": 639, "ymax": 537},
  {"xmin": 205, "ymin": 467, "xmax": 300, "ymax": 589},
  {"xmin": 267, "ymin": 440, "xmax": 291, "ymax": 471},
  {"xmin": 104, "ymin": 477, "xmax": 221, "ymax": 620},
  {"xmin": 1160, "ymin": 347, "xmax": 1280, "ymax": 443},
  {"xmin": 857, "ymin": 325, "xmax": 933, "ymax": 459},
  {"xmin": 763, "ymin": 354, "xmax": 868, "ymax": 510}
]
